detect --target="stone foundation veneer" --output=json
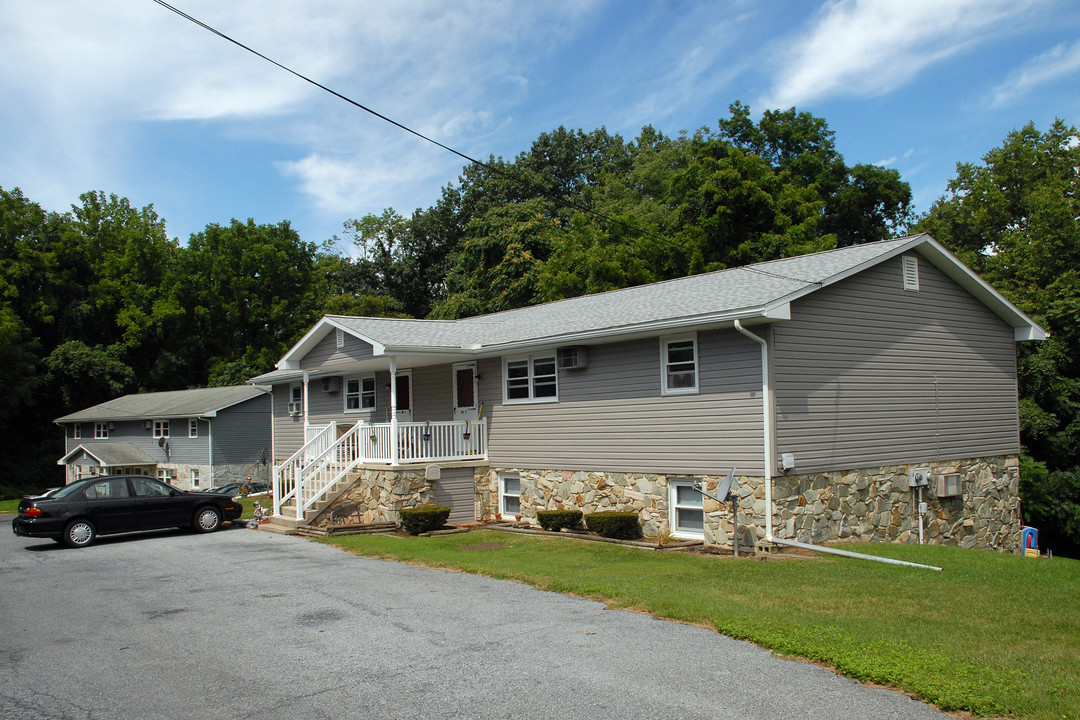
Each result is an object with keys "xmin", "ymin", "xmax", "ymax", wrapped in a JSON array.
[
  {"xmin": 321, "ymin": 468, "xmax": 434, "ymax": 527},
  {"xmin": 476, "ymin": 455, "xmax": 1024, "ymax": 553}
]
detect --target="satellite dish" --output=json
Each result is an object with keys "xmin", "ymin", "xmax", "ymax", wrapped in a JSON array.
[
  {"xmin": 715, "ymin": 467, "xmax": 737, "ymax": 503},
  {"xmin": 157, "ymin": 436, "xmax": 166, "ymax": 447}
]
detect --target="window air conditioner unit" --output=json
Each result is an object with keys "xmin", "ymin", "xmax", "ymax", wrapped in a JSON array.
[
  {"xmin": 557, "ymin": 346, "xmax": 588, "ymax": 370},
  {"xmin": 143, "ymin": 420, "xmax": 153, "ymax": 429},
  {"xmin": 287, "ymin": 402, "xmax": 302, "ymax": 416},
  {"xmin": 107, "ymin": 422, "xmax": 116, "ymax": 430},
  {"xmin": 937, "ymin": 473, "xmax": 962, "ymax": 498},
  {"xmin": 321, "ymin": 376, "xmax": 341, "ymax": 393}
]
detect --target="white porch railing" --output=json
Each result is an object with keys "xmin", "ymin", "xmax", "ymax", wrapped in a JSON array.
[{"xmin": 272, "ymin": 418, "xmax": 487, "ymax": 522}]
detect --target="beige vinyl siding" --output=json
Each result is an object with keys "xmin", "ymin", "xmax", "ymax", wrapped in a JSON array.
[
  {"xmin": 773, "ymin": 255, "xmax": 1019, "ymax": 473},
  {"xmin": 484, "ymin": 330, "xmax": 765, "ymax": 475}
]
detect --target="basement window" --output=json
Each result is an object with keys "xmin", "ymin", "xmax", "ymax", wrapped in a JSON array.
[
  {"xmin": 668, "ymin": 478, "xmax": 704, "ymax": 539},
  {"xmin": 500, "ymin": 472, "xmax": 521, "ymax": 517}
]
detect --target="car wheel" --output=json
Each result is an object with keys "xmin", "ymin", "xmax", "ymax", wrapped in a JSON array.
[
  {"xmin": 194, "ymin": 506, "xmax": 222, "ymax": 533},
  {"xmin": 63, "ymin": 519, "xmax": 96, "ymax": 548}
]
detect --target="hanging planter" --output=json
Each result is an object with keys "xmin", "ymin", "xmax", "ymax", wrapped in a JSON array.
[
  {"xmin": 422, "ymin": 431, "xmax": 432, "ymax": 442},
  {"xmin": 369, "ymin": 433, "xmax": 378, "ymax": 443}
]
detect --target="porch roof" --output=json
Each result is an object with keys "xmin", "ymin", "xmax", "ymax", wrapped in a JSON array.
[
  {"xmin": 254, "ymin": 235, "xmax": 1047, "ymax": 383},
  {"xmin": 58, "ymin": 442, "xmax": 156, "ymax": 467}
]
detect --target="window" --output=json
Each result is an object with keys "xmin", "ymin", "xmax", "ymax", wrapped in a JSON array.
[
  {"xmin": 345, "ymin": 376, "xmax": 376, "ymax": 412},
  {"xmin": 504, "ymin": 355, "xmax": 558, "ymax": 403},
  {"xmin": 135, "ymin": 476, "xmax": 173, "ymax": 496},
  {"xmin": 669, "ymin": 479, "xmax": 704, "ymax": 538},
  {"xmin": 188, "ymin": 419, "xmax": 198, "ymax": 438},
  {"xmin": 289, "ymin": 384, "xmax": 303, "ymax": 416},
  {"xmin": 153, "ymin": 420, "xmax": 169, "ymax": 439},
  {"xmin": 661, "ymin": 335, "xmax": 698, "ymax": 395},
  {"xmin": 94, "ymin": 422, "xmax": 109, "ymax": 439},
  {"xmin": 191, "ymin": 469, "xmax": 201, "ymax": 489},
  {"xmin": 85, "ymin": 478, "xmax": 129, "ymax": 499},
  {"xmin": 500, "ymin": 473, "xmax": 521, "ymax": 516},
  {"xmin": 73, "ymin": 424, "xmax": 81, "ymax": 440}
]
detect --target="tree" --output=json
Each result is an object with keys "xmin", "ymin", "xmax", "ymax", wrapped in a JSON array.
[{"xmin": 916, "ymin": 119, "xmax": 1080, "ymax": 554}]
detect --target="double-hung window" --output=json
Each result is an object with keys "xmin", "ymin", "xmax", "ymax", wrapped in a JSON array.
[
  {"xmin": 153, "ymin": 420, "xmax": 170, "ymax": 439},
  {"xmin": 73, "ymin": 424, "xmax": 81, "ymax": 440},
  {"xmin": 188, "ymin": 419, "xmax": 198, "ymax": 438},
  {"xmin": 94, "ymin": 422, "xmax": 108, "ymax": 439},
  {"xmin": 504, "ymin": 355, "xmax": 557, "ymax": 403},
  {"xmin": 500, "ymin": 472, "xmax": 521, "ymax": 516},
  {"xmin": 661, "ymin": 334, "xmax": 698, "ymax": 395},
  {"xmin": 345, "ymin": 376, "xmax": 376, "ymax": 412}
]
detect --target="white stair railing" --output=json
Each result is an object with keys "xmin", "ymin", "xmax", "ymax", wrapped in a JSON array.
[{"xmin": 272, "ymin": 422, "xmax": 336, "ymax": 517}]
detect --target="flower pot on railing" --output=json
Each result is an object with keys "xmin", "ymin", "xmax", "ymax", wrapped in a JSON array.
[
  {"xmin": 462, "ymin": 432, "xmax": 471, "ymax": 440},
  {"xmin": 369, "ymin": 434, "xmax": 378, "ymax": 443}
]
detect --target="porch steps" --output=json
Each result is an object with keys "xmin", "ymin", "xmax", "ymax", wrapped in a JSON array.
[{"xmin": 262, "ymin": 472, "xmax": 361, "ymax": 533}]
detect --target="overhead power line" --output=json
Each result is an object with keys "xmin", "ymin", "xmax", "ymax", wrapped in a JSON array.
[{"xmin": 151, "ymin": 0, "xmax": 665, "ymax": 244}]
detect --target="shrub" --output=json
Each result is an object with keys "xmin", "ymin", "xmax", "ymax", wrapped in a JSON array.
[
  {"xmin": 399, "ymin": 505, "xmax": 451, "ymax": 534},
  {"xmin": 536, "ymin": 509, "xmax": 583, "ymax": 532},
  {"xmin": 584, "ymin": 511, "xmax": 641, "ymax": 539}
]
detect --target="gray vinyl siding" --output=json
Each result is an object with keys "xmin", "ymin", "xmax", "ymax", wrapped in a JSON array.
[
  {"xmin": 212, "ymin": 395, "xmax": 272, "ymax": 464},
  {"xmin": 272, "ymin": 384, "xmax": 305, "ymax": 461},
  {"xmin": 300, "ymin": 332, "xmax": 373, "ymax": 370},
  {"xmin": 484, "ymin": 330, "xmax": 765, "ymax": 475},
  {"xmin": 433, "ymin": 466, "xmax": 477, "ymax": 523},
  {"xmin": 773, "ymin": 254, "xmax": 1020, "ymax": 474},
  {"xmin": 67, "ymin": 421, "xmax": 199, "ymax": 464}
]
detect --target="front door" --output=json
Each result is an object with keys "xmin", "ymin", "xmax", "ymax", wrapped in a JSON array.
[
  {"xmin": 453, "ymin": 363, "xmax": 478, "ymax": 422},
  {"xmin": 394, "ymin": 371, "xmax": 413, "ymax": 423}
]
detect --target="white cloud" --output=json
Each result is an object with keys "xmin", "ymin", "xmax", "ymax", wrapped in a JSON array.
[
  {"xmin": 990, "ymin": 39, "xmax": 1080, "ymax": 107},
  {"xmin": 760, "ymin": 0, "xmax": 1036, "ymax": 108}
]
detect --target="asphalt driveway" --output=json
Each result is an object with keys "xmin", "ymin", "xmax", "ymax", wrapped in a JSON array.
[{"xmin": 1, "ymin": 521, "xmax": 948, "ymax": 720}]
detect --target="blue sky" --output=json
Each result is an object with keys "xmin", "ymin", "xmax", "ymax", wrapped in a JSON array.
[{"xmin": 2, "ymin": 0, "xmax": 1079, "ymax": 255}]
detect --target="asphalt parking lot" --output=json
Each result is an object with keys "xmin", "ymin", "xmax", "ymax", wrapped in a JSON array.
[{"xmin": 1, "ymin": 520, "xmax": 949, "ymax": 720}]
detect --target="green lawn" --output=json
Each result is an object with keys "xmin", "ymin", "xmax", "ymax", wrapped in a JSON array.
[
  {"xmin": 320, "ymin": 531, "xmax": 1079, "ymax": 720},
  {"xmin": 0, "ymin": 498, "xmax": 20, "ymax": 514}
]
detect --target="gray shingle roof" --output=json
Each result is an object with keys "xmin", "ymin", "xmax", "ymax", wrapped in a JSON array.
[
  {"xmin": 59, "ymin": 442, "xmax": 156, "ymax": 466},
  {"xmin": 253, "ymin": 234, "xmax": 1045, "ymax": 383},
  {"xmin": 325, "ymin": 237, "xmax": 909, "ymax": 350},
  {"xmin": 55, "ymin": 385, "xmax": 270, "ymax": 423}
]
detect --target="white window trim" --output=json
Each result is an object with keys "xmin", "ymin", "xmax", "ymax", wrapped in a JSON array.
[
  {"xmin": 94, "ymin": 422, "xmax": 108, "ymax": 440},
  {"xmin": 344, "ymin": 375, "xmax": 377, "ymax": 413},
  {"xmin": 660, "ymin": 333, "xmax": 699, "ymax": 396},
  {"xmin": 153, "ymin": 419, "xmax": 170, "ymax": 439},
  {"xmin": 502, "ymin": 354, "xmax": 558, "ymax": 404},
  {"xmin": 188, "ymin": 418, "xmax": 199, "ymax": 438},
  {"xmin": 73, "ymin": 424, "xmax": 81, "ymax": 440},
  {"xmin": 668, "ymin": 478, "xmax": 705, "ymax": 539},
  {"xmin": 499, "ymin": 472, "xmax": 522, "ymax": 517}
]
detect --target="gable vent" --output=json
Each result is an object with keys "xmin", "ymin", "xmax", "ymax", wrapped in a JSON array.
[
  {"xmin": 902, "ymin": 255, "xmax": 919, "ymax": 291},
  {"xmin": 335, "ymin": 328, "xmax": 345, "ymax": 348}
]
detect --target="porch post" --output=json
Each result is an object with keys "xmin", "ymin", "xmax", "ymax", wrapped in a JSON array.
[{"xmin": 389, "ymin": 358, "xmax": 399, "ymax": 466}]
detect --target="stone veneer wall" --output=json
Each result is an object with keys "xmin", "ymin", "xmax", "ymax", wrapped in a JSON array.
[
  {"xmin": 476, "ymin": 455, "xmax": 1024, "ymax": 553},
  {"xmin": 318, "ymin": 468, "xmax": 434, "ymax": 528}
]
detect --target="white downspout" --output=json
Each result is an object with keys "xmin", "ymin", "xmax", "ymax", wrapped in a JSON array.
[
  {"xmin": 207, "ymin": 418, "xmax": 214, "ymax": 487},
  {"xmin": 734, "ymin": 320, "xmax": 942, "ymax": 572},
  {"xmin": 733, "ymin": 320, "xmax": 774, "ymax": 542},
  {"xmin": 302, "ymin": 371, "xmax": 310, "ymax": 435}
]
